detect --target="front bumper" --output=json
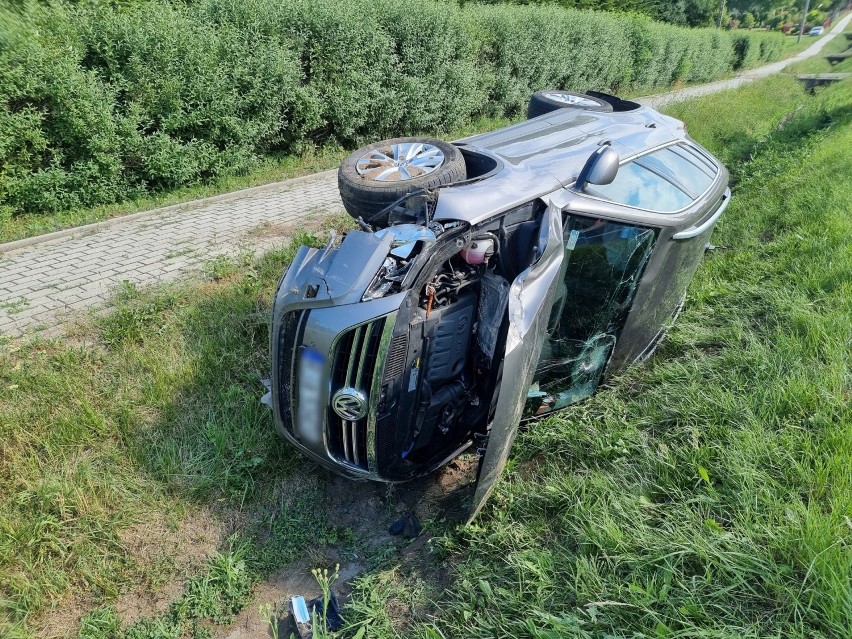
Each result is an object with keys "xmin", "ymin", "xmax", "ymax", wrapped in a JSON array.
[{"xmin": 268, "ymin": 229, "xmax": 413, "ymax": 481}]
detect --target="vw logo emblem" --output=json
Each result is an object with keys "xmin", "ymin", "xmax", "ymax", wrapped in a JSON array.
[{"xmin": 331, "ymin": 388, "xmax": 368, "ymax": 421}]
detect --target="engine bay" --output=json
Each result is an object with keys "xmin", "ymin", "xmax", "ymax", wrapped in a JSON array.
[{"xmin": 358, "ymin": 194, "xmax": 546, "ymax": 477}]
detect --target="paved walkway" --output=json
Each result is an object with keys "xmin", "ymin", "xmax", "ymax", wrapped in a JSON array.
[
  {"xmin": 638, "ymin": 14, "xmax": 851, "ymax": 109},
  {"xmin": 0, "ymin": 171, "xmax": 342, "ymax": 337},
  {"xmin": 1, "ymin": 14, "xmax": 849, "ymax": 339}
]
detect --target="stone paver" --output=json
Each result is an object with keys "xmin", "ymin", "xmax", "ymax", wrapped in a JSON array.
[
  {"xmin": 1, "ymin": 14, "xmax": 849, "ymax": 339},
  {"xmin": 0, "ymin": 170, "xmax": 342, "ymax": 337}
]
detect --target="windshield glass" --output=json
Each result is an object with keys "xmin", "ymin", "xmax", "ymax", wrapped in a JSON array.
[{"xmin": 585, "ymin": 143, "xmax": 717, "ymax": 212}]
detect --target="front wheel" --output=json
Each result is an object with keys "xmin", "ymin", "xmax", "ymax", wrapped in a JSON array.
[
  {"xmin": 527, "ymin": 90, "xmax": 614, "ymax": 119},
  {"xmin": 338, "ymin": 137, "xmax": 467, "ymax": 226}
]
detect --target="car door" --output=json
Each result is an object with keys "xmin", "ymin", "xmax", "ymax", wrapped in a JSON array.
[
  {"xmin": 590, "ymin": 143, "xmax": 730, "ymax": 370},
  {"xmin": 550, "ymin": 141, "xmax": 729, "ymax": 372},
  {"xmin": 467, "ymin": 200, "xmax": 565, "ymax": 522},
  {"xmin": 524, "ymin": 215, "xmax": 656, "ymax": 417}
]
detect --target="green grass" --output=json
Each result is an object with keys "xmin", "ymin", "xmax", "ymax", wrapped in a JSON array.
[
  {"xmin": 1, "ymin": 75, "xmax": 851, "ymax": 638},
  {"xmin": 780, "ymin": 31, "xmax": 827, "ymax": 58},
  {"xmin": 785, "ymin": 19, "xmax": 852, "ymax": 75},
  {"xmin": 0, "ymin": 229, "xmax": 347, "ymax": 638}
]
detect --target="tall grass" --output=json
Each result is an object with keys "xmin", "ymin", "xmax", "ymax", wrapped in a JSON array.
[{"xmin": 398, "ymin": 77, "xmax": 852, "ymax": 638}]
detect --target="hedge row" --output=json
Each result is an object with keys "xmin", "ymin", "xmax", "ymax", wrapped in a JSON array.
[{"xmin": 0, "ymin": 0, "xmax": 784, "ymax": 215}]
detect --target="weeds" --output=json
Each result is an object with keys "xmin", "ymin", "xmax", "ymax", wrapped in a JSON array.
[
  {"xmin": 310, "ymin": 564, "xmax": 341, "ymax": 639},
  {"xmin": 257, "ymin": 602, "xmax": 282, "ymax": 639},
  {"xmin": 0, "ymin": 297, "xmax": 29, "ymax": 314}
]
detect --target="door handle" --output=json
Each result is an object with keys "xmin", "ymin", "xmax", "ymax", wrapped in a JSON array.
[{"xmin": 672, "ymin": 188, "xmax": 731, "ymax": 241}]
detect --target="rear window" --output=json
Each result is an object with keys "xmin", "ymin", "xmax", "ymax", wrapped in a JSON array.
[{"xmin": 585, "ymin": 143, "xmax": 717, "ymax": 213}]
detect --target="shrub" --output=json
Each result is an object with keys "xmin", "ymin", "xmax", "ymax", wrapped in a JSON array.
[
  {"xmin": 731, "ymin": 31, "xmax": 761, "ymax": 69},
  {"xmin": 0, "ymin": 0, "xmax": 785, "ymax": 216}
]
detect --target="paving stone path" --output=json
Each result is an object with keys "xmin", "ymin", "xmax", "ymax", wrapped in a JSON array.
[
  {"xmin": 0, "ymin": 171, "xmax": 341, "ymax": 337},
  {"xmin": 1, "ymin": 14, "xmax": 849, "ymax": 339}
]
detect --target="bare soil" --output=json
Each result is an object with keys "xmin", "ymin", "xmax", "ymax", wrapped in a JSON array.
[{"xmin": 212, "ymin": 454, "xmax": 479, "ymax": 638}]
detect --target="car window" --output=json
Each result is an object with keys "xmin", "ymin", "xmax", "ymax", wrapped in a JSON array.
[
  {"xmin": 585, "ymin": 161, "xmax": 692, "ymax": 212},
  {"xmin": 584, "ymin": 143, "xmax": 717, "ymax": 212},
  {"xmin": 526, "ymin": 216, "xmax": 656, "ymax": 416},
  {"xmin": 635, "ymin": 146, "xmax": 716, "ymax": 198}
]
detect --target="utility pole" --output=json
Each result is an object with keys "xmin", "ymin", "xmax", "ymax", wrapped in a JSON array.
[
  {"xmin": 798, "ymin": 0, "xmax": 812, "ymax": 43},
  {"xmin": 718, "ymin": 0, "xmax": 725, "ymax": 29}
]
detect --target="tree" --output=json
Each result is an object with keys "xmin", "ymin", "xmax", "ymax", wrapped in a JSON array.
[
  {"xmin": 682, "ymin": 0, "xmax": 720, "ymax": 26},
  {"xmin": 807, "ymin": 9, "xmax": 827, "ymax": 25}
]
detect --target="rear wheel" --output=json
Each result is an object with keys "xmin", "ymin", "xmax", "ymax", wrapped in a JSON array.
[
  {"xmin": 338, "ymin": 137, "xmax": 467, "ymax": 226},
  {"xmin": 527, "ymin": 90, "xmax": 613, "ymax": 119}
]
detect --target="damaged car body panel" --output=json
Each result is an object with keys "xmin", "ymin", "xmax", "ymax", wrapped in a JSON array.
[
  {"xmin": 267, "ymin": 91, "xmax": 731, "ymax": 519},
  {"xmin": 468, "ymin": 202, "xmax": 565, "ymax": 521}
]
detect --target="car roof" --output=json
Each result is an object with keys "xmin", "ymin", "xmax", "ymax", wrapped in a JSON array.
[{"xmin": 435, "ymin": 106, "xmax": 690, "ymax": 224}]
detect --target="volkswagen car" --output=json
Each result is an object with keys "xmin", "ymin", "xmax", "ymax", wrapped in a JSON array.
[{"xmin": 264, "ymin": 90, "xmax": 730, "ymax": 520}]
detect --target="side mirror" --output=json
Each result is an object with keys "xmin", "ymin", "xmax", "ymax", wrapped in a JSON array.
[{"xmin": 574, "ymin": 145, "xmax": 620, "ymax": 191}]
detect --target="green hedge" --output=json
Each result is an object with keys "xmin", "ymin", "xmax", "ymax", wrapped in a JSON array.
[{"xmin": 0, "ymin": 0, "xmax": 784, "ymax": 215}]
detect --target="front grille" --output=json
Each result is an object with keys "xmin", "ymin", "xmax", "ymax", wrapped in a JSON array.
[
  {"xmin": 327, "ymin": 318, "xmax": 387, "ymax": 469},
  {"xmin": 383, "ymin": 333, "xmax": 408, "ymax": 382},
  {"xmin": 276, "ymin": 310, "xmax": 306, "ymax": 435}
]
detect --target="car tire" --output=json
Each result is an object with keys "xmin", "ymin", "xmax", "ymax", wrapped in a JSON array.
[
  {"xmin": 338, "ymin": 137, "xmax": 467, "ymax": 226},
  {"xmin": 527, "ymin": 90, "xmax": 614, "ymax": 119}
]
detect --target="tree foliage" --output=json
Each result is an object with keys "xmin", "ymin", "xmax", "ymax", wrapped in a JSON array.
[{"xmin": 469, "ymin": 0, "xmax": 722, "ymax": 26}]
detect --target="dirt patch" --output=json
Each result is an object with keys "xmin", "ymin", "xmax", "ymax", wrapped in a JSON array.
[
  {"xmin": 34, "ymin": 507, "xmax": 226, "ymax": 639},
  {"xmin": 211, "ymin": 455, "xmax": 478, "ymax": 639},
  {"xmin": 216, "ymin": 553, "xmax": 366, "ymax": 639},
  {"xmin": 114, "ymin": 508, "xmax": 225, "ymax": 627}
]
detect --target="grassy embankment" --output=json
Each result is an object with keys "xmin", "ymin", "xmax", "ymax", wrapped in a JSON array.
[{"xmin": 1, "ymin": 74, "xmax": 850, "ymax": 638}]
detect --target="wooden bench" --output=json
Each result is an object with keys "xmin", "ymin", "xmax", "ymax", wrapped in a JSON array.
[
  {"xmin": 826, "ymin": 51, "xmax": 852, "ymax": 64},
  {"xmin": 797, "ymin": 73, "xmax": 851, "ymax": 92}
]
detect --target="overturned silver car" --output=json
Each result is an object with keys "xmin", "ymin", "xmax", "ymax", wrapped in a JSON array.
[{"xmin": 266, "ymin": 90, "xmax": 730, "ymax": 519}]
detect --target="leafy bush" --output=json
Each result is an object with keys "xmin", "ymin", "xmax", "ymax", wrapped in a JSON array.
[
  {"xmin": 731, "ymin": 29, "xmax": 783, "ymax": 69},
  {"xmin": 0, "ymin": 0, "xmax": 784, "ymax": 216}
]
